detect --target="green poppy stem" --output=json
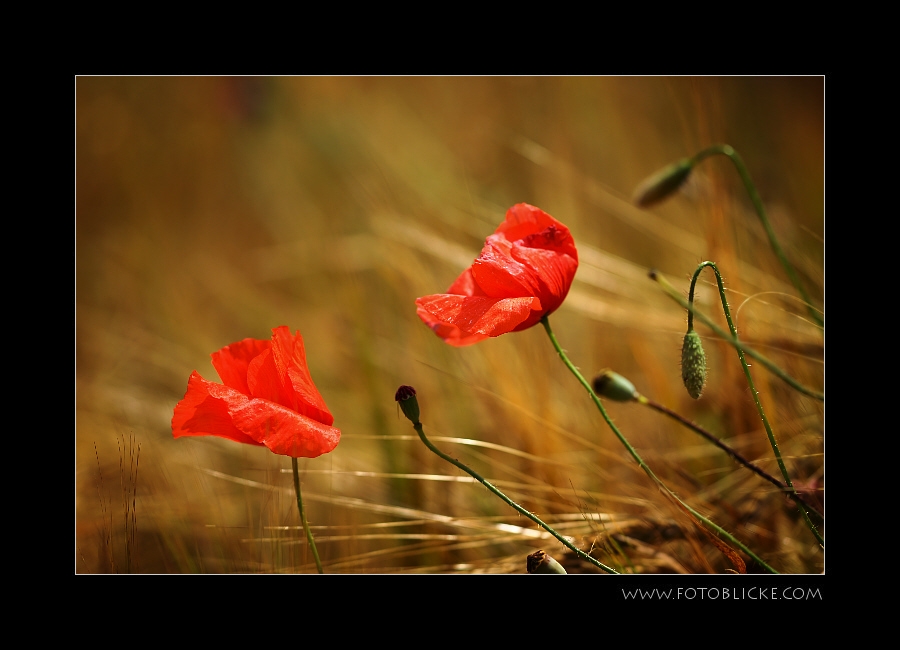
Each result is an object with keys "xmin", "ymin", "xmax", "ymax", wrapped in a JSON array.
[
  {"xmin": 691, "ymin": 144, "xmax": 822, "ymax": 328},
  {"xmin": 292, "ymin": 457, "xmax": 324, "ymax": 574},
  {"xmin": 540, "ymin": 315, "xmax": 779, "ymax": 574},
  {"xmin": 410, "ymin": 419, "xmax": 618, "ymax": 574},
  {"xmin": 633, "ymin": 393, "xmax": 823, "ymax": 521}
]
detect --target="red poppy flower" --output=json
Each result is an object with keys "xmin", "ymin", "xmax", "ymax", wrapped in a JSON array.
[
  {"xmin": 415, "ymin": 203, "xmax": 579, "ymax": 346},
  {"xmin": 172, "ymin": 326, "xmax": 340, "ymax": 458}
]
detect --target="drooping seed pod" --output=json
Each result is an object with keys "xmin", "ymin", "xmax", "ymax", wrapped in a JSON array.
[
  {"xmin": 633, "ymin": 158, "xmax": 694, "ymax": 207},
  {"xmin": 592, "ymin": 369, "xmax": 637, "ymax": 402},
  {"xmin": 681, "ymin": 329, "xmax": 707, "ymax": 399}
]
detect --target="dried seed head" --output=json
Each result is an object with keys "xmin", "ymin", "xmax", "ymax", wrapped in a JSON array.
[{"xmin": 681, "ymin": 330, "xmax": 707, "ymax": 399}]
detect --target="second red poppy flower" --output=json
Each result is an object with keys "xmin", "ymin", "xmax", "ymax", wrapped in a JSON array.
[
  {"xmin": 416, "ymin": 203, "xmax": 579, "ymax": 346},
  {"xmin": 172, "ymin": 326, "xmax": 340, "ymax": 458}
]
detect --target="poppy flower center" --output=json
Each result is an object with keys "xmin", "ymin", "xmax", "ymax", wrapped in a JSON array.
[{"xmin": 521, "ymin": 224, "xmax": 565, "ymax": 251}]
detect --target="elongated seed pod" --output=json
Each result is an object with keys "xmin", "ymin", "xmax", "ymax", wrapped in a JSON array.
[{"xmin": 681, "ymin": 329, "xmax": 707, "ymax": 399}]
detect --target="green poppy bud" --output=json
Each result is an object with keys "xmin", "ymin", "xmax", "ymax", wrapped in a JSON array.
[
  {"xmin": 633, "ymin": 158, "xmax": 694, "ymax": 207},
  {"xmin": 526, "ymin": 549, "xmax": 567, "ymax": 574},
  {"xmin": 592, "ymin": 369, "xmax": 637, "ymax": 402},
  {"xmin": 681, "ymin": 329, "xmax": 707, "ymax": 399},
  {"xmin": 394, "ymin": 385, "xmax": 420, "ymax": 424}
]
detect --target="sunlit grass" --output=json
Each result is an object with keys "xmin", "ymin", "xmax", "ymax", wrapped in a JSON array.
[{"xmin": 76, "ymin": 76, "xmax": 823, "ymax": 574}]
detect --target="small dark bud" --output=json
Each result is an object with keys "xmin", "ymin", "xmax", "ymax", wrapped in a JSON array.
[
  {"xmin": 592, "ymin": 369, "xmax": 637, "ymax": 402},
  {"xmin": 394, "ymin": 385, "xmax": 420, "ymax": 423}
]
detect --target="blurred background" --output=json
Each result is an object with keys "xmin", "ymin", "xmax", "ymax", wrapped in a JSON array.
[{"xmin": 75, "ymin": 76, "xmax": 824, "ymax": 574}]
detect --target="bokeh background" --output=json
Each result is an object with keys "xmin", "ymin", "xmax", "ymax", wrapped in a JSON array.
[{"xmin": 75, "ymin": 76, "xmax": 824, "ymax": 574}]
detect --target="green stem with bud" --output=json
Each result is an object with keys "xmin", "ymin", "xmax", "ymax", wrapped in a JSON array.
[
  {"xmin": 396, "ymin": 386, "xmax": 618, "ymax": 574},
  {"xmin": 292, "ymin": 458, "xmax": 324, "ymax": 574},
  {"xmin": 676, "ymin": 262, "xmax": 822, "ymax": 546},
  {"xmin": 412, "ymin": 420, "xmax": 618, "ymax": 574},
  {"xmin": 540, "ymin": 315, "xmax": 779, "ymax": 574},
  {"xmin": 652, "ymin": 269, "xmax": 823, "ymax": 401}
]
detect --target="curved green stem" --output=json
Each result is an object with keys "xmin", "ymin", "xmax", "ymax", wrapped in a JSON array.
[
  {"xmin": 292, "ymin": 458, "xmax": 324, "ymax": 574},
  {"xmin": 683, "ymin": 262, "xmax": 823, "ymax": 546},
  {"xmin": 412, "ymin": 420, "xmax": 618, "ymax": 574},
  {"xmin": 541, "ymin": 315, "xmax": 779, "ymax": 574},
  {"xmin": 692, "ymin": 144, "xmax": 822, "ymax": 328},
  {"xmin": 653, "ymin": 270, "xmax": 823, "ymax": 401}
]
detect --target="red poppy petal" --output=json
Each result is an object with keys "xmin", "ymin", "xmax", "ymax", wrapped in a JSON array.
[
  {"xmin": 446, "ymin": 266, "xmax": 487, "ymax": 298},
  {"xmin": 227, "ymin": 395, "xmax": 341, "ymax": 458},
  {"xmin": 416, "ymin": 294, "xmax": 540, "ymax": 341},
  {"xmin": 518, "ymin": 223, "xmax": 578, "ymax": 260},
  {"xmin": 416, "ymin": 305, "xmax": 490, "ymax": 346},
  {"xmin": 495, "ymin": 203, "xmax": 558, "ymax": 242},
  {"xmin": 471, "ymin": 239, "xmax": 539, "ymax": 299},
  {"xmin": 246, "ymin": 348, "xmax": 288, "ymax": 404},
  {"xmin": 172, "ymin": 372, "xmax": 264, "ymax": 447},
  {"xmin": 497, "ymin": 204, "xmax": 578, "ymax": 261},
  {"xmin": 210, "ymin": 337, "xmax": 270, "ymax": 394},
  {"xmin": 510, "ymin": 244, "xmax": 578, "ymax": 307},
  {"xmin": 269, "ymin": 326, "xmax": 335, "ymax": 426}
]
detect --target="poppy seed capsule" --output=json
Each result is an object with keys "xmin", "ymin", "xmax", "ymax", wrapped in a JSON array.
[
  {"xmin": 592, "ymin": 369, "xmax": 637, "ymax": 402},
  {"xmin": 681, "ymin": 330, "xmax": 707, "ymax": 399},
  {"xmin": 394, "ymin": 385, "xmax": 420, "ymax": 423},
  {"xmin": 633, "ymin": 158, "xmax": 694, "ymax": 207}
]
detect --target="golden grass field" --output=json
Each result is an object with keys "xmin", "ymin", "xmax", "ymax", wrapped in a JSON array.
[{"xmin": 75, "ymin": 76, "xmax": 824, "ymax": 574}]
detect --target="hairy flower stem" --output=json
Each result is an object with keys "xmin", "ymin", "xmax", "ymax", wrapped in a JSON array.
[
  {"xmin": 691, "ymin": 144, "xmax": 822, "ymax": 328},
  {"xmin": 292, "ymin": 458, "xmax": 324, "ymax": 574},
  {"xmin": 411, "ymin": 420, "xmax": 618, "ymax": 574},
  {"xmin": 540, "ymin": 315, "xmax": 778, "ymax": 574},
  {"xmin": 652, "ymin": 270, "xmax": 823, "ymax": 401}
]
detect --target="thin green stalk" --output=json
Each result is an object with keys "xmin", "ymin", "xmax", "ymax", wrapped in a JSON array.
[
  {"xmin": 411, "ymin": 420, "xmax": 618, "ymax": 574},
  {"xmin": 292, "ymin": 457, "xmax": 324, "ymax": 574},
  {"xmin": 692, "ymin": 144, "xmax": 822, "ymax": 327},
  {"xmin": 541, "ymin": 315, "xmax": 779, "ymax": 574},
  {"xmin": 634, "ymin": 393, "xmax": 823, "ymax": 521},
  {"xmin": 682, "ymin": 262, "xmax": 823, "ymax": 546},
  {"xmin": 652, "ymin": 270, "xmax": 824, "ymax": 401}
]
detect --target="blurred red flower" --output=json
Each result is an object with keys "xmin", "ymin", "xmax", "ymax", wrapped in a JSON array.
[
  {"xmin": 172, "ymin": 326, "xmax": 340, "ymax": 458},
  {"xmin": 416, "ymin": 203, "xmax": 579, "ymax": 346}
]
